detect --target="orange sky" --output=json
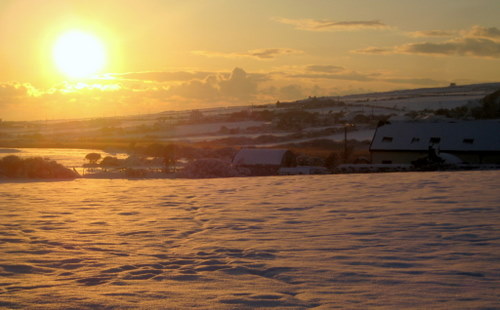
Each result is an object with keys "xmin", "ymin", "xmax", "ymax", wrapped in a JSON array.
[{"xmin": 1, "ymin": 0, "xmax": 499, "ymax": 121}]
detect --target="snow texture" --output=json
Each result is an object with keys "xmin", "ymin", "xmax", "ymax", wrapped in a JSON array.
[{"xmin": 0, "ymin": 170, "xmax": 499, "ymax": 309}]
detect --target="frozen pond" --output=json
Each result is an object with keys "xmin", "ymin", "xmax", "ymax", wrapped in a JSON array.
[{"xmin": 0, "ymin": 171, "xmax": 499, "ymax": 309}]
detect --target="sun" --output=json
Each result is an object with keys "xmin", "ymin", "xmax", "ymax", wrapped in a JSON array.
[{"xmin": 53, "ymin": 30, "xmax": 106, "ymax": 79}]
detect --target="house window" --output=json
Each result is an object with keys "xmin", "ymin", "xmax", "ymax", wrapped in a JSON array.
[
  {"xmin": 429, "ymin": 137, "xmax": 441, "ymax": 144},
  {"xmin": 382, "ymin": 137, "xmax": 393, "ymax": 143},
  {"xmin": 463, "ymin": 138, "xmax": 474, "ymax": 144},
  {"xmin": 411, "ymin": 137, "xmax": 420, "ymax": 144}
]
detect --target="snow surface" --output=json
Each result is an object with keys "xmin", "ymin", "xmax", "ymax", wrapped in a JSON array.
[{"xmin": 1, "ymin": 170, "xmax": 499, "ymax": 309}]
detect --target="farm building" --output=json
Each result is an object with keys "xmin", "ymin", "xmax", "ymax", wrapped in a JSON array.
[
  {"xmin": 232, "ymin": 148, "xmax": 296, "ymax": 176},
  {"xmin": 370, "ymin": 120, "xmax": 500, "ymax": 165}
]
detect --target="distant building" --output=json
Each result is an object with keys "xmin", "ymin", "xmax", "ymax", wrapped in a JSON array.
[
  {"xmin": 232, "ymin": 148, "xmax": 296, "ymax": 176},
  {"xmin": 369, "ymin": 120, "xmax": 500, "ymax": 164}
]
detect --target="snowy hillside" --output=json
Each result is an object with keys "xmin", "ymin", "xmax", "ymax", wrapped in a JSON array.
[
  {"xmin": 338, "ymin": 82, "xmax": 500, "ymax": 110},
  {"xmin": 288, "ymin": 82, "xmax": 499, "ymax": 113},
  {"xmin": 0, "ymin": 82, "xmax": 498, "ymax": 149}
]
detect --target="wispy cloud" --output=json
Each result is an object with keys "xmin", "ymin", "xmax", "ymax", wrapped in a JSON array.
[
  {"xmin": 397, "ymin": 38, "xmax": 500, "ymax": 58},
  {"xmin": 281, "ymin": 65, "xmax": 445, "ymax": 87},
  {"xmin": 290, "ymin": 72, "xmax": 376, "ymax": 82},
  {"xmin": 408, "ymin": 30, "xmax": 456, "ymax": 38},
  {"xmin": 305, "ymin": 65, "xmax": 344, "ymax": 73},
  {"xmin": 274, "ymin": 17, "xmax": 390, "ymax": 31},
  {"xmin": 353, "ymin": 25, "xmax": 500, "ymax": 59},
  {"xmin": 352, "ymin": 47, "xmax": 393, "ymax": 55},
  {"xmin": 192, "ymin": 48, "xmax": 303, "ymax": 60}
]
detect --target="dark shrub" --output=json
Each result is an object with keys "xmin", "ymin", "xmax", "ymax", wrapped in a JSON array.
[
  {"xmin": 0, "ymin": 155, "xmax": 79, "ymax": 179},
  {"xmin": 100, "ymin": 156, "xmax": 121, "ymax": 167}
]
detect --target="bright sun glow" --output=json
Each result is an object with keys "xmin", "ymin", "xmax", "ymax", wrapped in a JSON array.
[{"xmin": 53, "ymin": 30, "xmax": 106, "ymax": 79}]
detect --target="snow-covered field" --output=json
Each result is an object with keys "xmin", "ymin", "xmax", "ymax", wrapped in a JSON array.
[
  {"xmin": 341, "ymin": 82, "xmax": 500, "ymax": 111},
  {"xmin": 1, "ymin": 171, "xmax": 499, "ymax": 309}
]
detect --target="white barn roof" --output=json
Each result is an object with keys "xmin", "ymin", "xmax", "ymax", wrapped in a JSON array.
[
  {"xmin": 370, "ymin": 120, "xmax": 500, "ymax": 152},
  {"xmin": 232, "ymin": 148, "xmax": 290, "ymax": 166}
]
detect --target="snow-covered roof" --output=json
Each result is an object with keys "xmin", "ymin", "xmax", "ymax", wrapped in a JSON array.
[
  {"xmin": 370, "ymin": 120, "xmax": 500, "ymax": 152},
  {"xmin": 232, "ymin": 148, "xmax": 291, "ymax": 166}
]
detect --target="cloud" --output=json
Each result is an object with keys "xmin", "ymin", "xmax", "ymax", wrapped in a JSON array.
[
  {"xmin": 247, "ymin": 48, "xmax": 303, "ymax": 59},
  {"xmin": 118, "ymin": 68, "xmax": 263, "ymax": 102},
  {"xmin": 0, "ymin": 68, "xmax": 269, "ymax": 120},
  {"xmin": 408, "ymin": 30, "xmax": 456, "ymax": 38},
  {"xmin": 192, "ymin": 48, "xmax": 303, "ymax": 60},
  {"xmin": 112, "ymin": 68, "xmax": 265, "ymax": 101},
  {"xmin": 398, "ymin": 38, "xmax": 500, "ymax": 58},
  {"xmin": 274, "ymin": 17, "xmax": 390, "ymax": 31},
  {"xmin": 167, "ymin": 77, "xmax": 219, "ymax": 100},
  {"xmin": 402, "ymin": 26, "xmax": 500, "ymax": 58},
  {"xmin": 353, "ymin": 26, "xmax": 500, "ymax": 59},
  {"xmin": 114, "ymin": 71, "xmax": 213, "ymax": 82},
  {"xmin": 1, "ymin": 60, "xmax": 493, "ymax": 121},
  {"xmin": 219, "ymin": 67, "xmax": 259, "ymax": 99},
  {"xmin": 0, "ymin": 82, "xmax": 39, "ymax": 105},
  {"xmin": 107, "ymin": 67, "xmax": 269, "ymax": 102},
  {"xmin": 290, "ymin": 71, "xmax": 376, "ymax": 82},
  {"xmin": 464, "ymin": 26, "xmax": 500, "ymax": 41},
  {"xmin": 407, "ymin": 26, "xmax": 500, "ymax": 40},
  {"xmin": 282, "ymin": 66, "xmax": 447, "ymax": 88},
  {"xmin": 305, "ymin": 65, "xmax": 344, "ymax": 73},
  {"xmin": 352, "ymin": 47, "xmax": 393, "ymax": 55}
]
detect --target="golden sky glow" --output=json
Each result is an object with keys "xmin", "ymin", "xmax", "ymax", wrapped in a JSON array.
[{"xmin": 0, "ymin": 0, "xmax": 499, "ymax": 120}]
